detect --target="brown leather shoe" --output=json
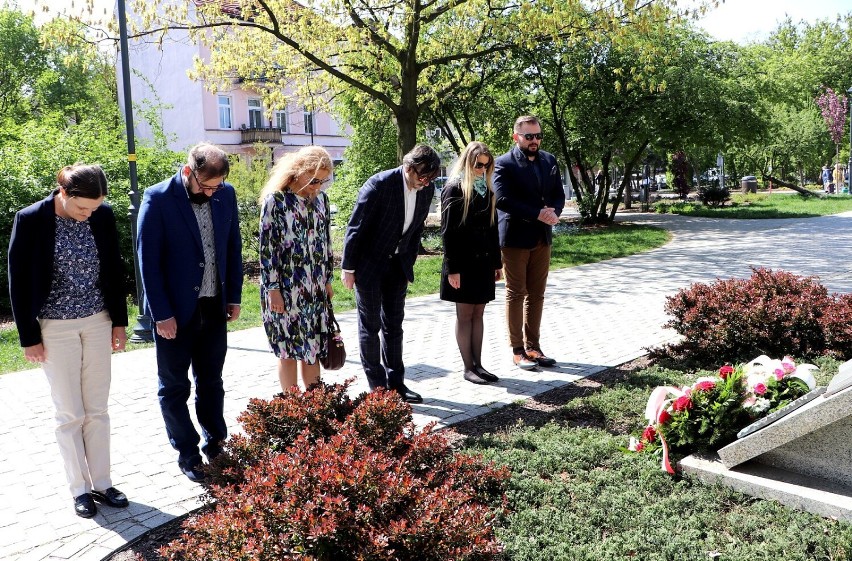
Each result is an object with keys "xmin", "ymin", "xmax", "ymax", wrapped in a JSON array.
[
  {"xmin": 512, "ymin": 351, "xmax": 537, "ymax": 370},
  {"xmin": 525, "ymin": 349, "xmax": 556, "ymax": 367}
]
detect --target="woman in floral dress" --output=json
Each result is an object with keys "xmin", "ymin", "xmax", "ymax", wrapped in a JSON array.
[{"xmin": 259, "ymin": 146, "xmax": 335, "ymax": 391}]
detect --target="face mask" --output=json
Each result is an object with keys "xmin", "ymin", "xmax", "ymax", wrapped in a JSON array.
[
  {"xmin": 188, "ymin": 191, "xmax": 211, "ymax": 204},
  {"xmin": 473, "ymin": 176, "xmax": 487, "ymax": 196}
]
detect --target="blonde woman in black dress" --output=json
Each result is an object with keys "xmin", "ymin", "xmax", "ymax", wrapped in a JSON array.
[{"xmin": 440, "ymin": 141, "xmax": 503, "ymax": 384}]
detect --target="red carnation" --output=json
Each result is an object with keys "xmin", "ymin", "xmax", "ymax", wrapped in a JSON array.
[
  {"xmin": 642, "ymin": 425, "xmax": 657, "ymax": 442},
  {"xmin": 672, "ymin": 395, "xmax": 693, "ymax": 412},
  {"xmin": 719, "ymin": 365, "xmax": 734, "ymax": 379},
  {"xmin": 657, "ymin": 409, "xmax": 673, "ymax": 424}
]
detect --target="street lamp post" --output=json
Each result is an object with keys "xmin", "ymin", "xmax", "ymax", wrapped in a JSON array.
[
  {"xmin": 118, "ymin": 0, "xmax": 153, "ymax": 342},
  {"xmin": 847, "ymin": 86, "xmax": 852, "ymax": 194}
]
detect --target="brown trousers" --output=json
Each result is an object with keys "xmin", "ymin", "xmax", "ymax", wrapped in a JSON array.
[{"xmin": 501, "ymin": 242, "xmax": 551, "ymax": 351}]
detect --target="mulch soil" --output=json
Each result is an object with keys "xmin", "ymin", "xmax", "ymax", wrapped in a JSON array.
[{"xmin": 107, "ymin": 356, "xmax": 651, "ymax": 561}]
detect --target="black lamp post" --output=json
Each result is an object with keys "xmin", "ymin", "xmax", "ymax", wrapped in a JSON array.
[
  {"xmin": 117, "ymin": 0, "xmax": 153, "ymax": 342},
  {"xmin": 847, "ymin": 86, "xmax": 852, "ymax": 194}
]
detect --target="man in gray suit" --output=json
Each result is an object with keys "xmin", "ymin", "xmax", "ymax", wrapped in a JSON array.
[{"xmin": 341, "ymin": 144, "xmax": 441, "ymax": 403}]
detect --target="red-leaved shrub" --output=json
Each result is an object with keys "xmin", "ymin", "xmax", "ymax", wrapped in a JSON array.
[
  {"xmin": 162, "ymin": 382, "xmax": 508, "ymax": 560},
  {"xmin": 651, "ymin": 268, "xmax": 851, "ymax": 365}
]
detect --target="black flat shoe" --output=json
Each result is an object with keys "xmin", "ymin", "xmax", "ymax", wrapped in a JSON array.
[
  {"xmin": 392, "ymin": 384, "xmax": 423, "ymax": 404},
  {"xmin": 464, "ymin": 369, "xmax": 489, "ymax": 385},
  {"xmin": 74, "ymin": 493, "xmax": 97, "ymax": 518},
  {"xmin": 475, "ymin": 365, "xmax": 499, "ymax": 383},
  {"xmin": 92, "ymin": 487, "xmax": 129, "ymax": 508}
]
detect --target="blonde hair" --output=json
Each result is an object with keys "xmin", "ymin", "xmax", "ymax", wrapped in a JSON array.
[
  {"xmin": 447, "ymin": 141, "xmax": 495, "ymax": 225},
  {"xmin": 259, "ymin": 146, "xmax": 334, "ymax": 202}
]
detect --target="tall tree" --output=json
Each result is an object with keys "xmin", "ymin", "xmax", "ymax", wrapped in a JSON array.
[{"xmin": 128, "ymin": 0, "xmax": 682, "ymax": 161}]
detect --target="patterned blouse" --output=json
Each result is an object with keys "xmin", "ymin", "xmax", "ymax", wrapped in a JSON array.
[{"xmin": 39, "ymin": 216, "xmax": 106, "ymax": 320}]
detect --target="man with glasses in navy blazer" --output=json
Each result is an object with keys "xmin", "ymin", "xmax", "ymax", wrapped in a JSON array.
[
  {"xmin": 137, "ymin": 142, "xmax": 243, "ymax": 482},
  {"xmin": 341, "ymin": 144, "xmax": 441, "ymax": 403},
  {"xmin": 493, "ymin": 116, "xmax": 565, "ymax": 371}
]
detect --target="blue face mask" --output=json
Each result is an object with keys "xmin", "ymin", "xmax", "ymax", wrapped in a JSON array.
[{"xmin": 473, "ymin": 176, "xmax": 487, "ymax": 196}]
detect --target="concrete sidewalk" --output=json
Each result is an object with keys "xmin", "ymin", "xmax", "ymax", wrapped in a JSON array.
[{"xmin": 2, "ymin": 211, "xmax": 851, "ymax": 561}]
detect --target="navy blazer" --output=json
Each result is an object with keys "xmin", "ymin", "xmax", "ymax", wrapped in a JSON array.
[
  {"xmin": 493, "ymin": 145, "xmax": 565, "ymax": 249},
  {"xmin": 137, "ymin": 171, "xmax": 243, "ymax": 327},
  {"xmin": 8, "ymin": 193, "xmax": 129, "ymax": 348},
  {"xmin": 341, "ymin": 167, "xmax": 435, "ymax": 287}
]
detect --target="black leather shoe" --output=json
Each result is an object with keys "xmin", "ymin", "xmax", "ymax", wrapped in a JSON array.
[
  {"xmin": 464, "ymin": 369, "xmax": 490, "ymax": 385},
  {"xmin": 525, "ymin": 349, "xmax": 556, "ymax": 367},
  {"xmin": 92, "ymin": 487, "xmax": 129, "ymax": 508},
  {"xmin": 180, "ymin": 462, "xmax": 207, "ymax": 482},
  {"xmin": 393, "ymin": 384, "xmax": 423, "ymax": 404},
  {"xmin": 475, "ymin": 365, "xmax": 499, "ymax": 383},
  {"xmin": 74, "ymin": 493, "xmax": 97, "ymax": 518}
]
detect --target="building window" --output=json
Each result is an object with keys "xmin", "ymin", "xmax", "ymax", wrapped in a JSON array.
[
  {"xmin": 218, "ymin": 95, "xmax": 232, "ymax": 129},
  {"xmin": 248, "ymin": 99, "xmax": 263, "ymax": 129},
  {"xmin": 303, "ymin": 107, "xmax": 314, "ymax": 135},
  {"xmin": 274, "ymin": 109, "xmax": 288, "ymax": 132}
]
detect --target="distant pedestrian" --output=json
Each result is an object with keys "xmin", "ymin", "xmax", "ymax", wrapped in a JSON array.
[
  {"xmin": 8, "ymin": 164, "xmax": 130, "ymax": 518},
  {"xmin": 259, "ymin": 146, "xmax": 335, "ymax": 391},
  {"xmin": 137, "ymin": 142, "xmax": 243, "ymax": 483},
  {"xmin": 440, "ymin": 141, "xmax": 503, "ymax": 385},
  {"xmin": 821, "ymin": 165, "xmax": 832, "ymax": 192},
  {"xmin": 493, "ymin": 115, "xmax": 565, "ymax": 370},
  {"xmin": 341, "ymin": 144, "xmax": 441, "ymax": 403}
]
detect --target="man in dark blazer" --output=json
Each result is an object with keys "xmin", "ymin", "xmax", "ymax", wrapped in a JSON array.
[
  {"xmin": 137, "ymin": 142, "xmax": 243, "ymax": 482},
  {"xmin": 493, "ymin": 115, "xmax": 565, "ymax": 370},
  {"xmin": 341, "ymin": 144, "xmax": 441, "ymax": 403}
]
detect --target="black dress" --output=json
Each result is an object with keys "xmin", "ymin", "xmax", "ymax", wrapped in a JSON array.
[{"xmin": 439, "ymin": 177, "xmax": 502, "ymax": 304}]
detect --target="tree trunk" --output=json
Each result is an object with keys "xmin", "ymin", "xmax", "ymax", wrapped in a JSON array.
[{"xmin": 764, "ymin": 175, "xmax": 822, "ymax": 198}]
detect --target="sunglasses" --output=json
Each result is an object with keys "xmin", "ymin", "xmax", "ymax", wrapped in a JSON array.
[
  {"xmin": 304, "ymin": 177, "xmax": 333, "ymax": 187},
  {"xmin": 192, "ymin": 170, "xmax": 225, "ymax": 193},
  {"xmin": 474, "ymin": 161, "xmax": 491, "ymax": 170},
  {"xmin": 518, "ymin": 133, "xmax": 543, "ymax": 141}
]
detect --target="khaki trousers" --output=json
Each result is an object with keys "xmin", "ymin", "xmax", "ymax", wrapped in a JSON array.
[
  {"xmin": 501, "ymin": 242, "xmax": 551, "ymax": 351},
  {"xmin": 39, "ymin": 311, "xmax": 113, "ymax": 497}
]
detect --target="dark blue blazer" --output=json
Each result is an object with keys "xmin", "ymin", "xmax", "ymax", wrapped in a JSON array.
[
  {"xmin": 137, "ymin": 171, "xmax": 243, "ymax": 327},
  {"xmin": 8, "ymin": 193, "xmax": 128, "ymax": 348},
  {"xmin": 493, "ymin": 145, "xmax": 565, "ymax": 248},
  {"xmin": 341, "ymin": 167, "xmax": 435, "ymax": 287}
]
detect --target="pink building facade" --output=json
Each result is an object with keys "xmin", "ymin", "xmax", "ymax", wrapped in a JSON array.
[{"xmin": 117, "ymin": 25, "xmax": 350, "ymax": 162}]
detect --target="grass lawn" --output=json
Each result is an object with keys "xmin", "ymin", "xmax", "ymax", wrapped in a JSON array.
[
  {"xmin": 655, "ymin": 192, "xmax": 852, "ymax": 218},
  {"xmin": 0, "ymin": 222, "xmax": 668, "ymax": 375},
  {"xmin": 456, "ymin": 356, "xmax": 852, "ymax": 560}
]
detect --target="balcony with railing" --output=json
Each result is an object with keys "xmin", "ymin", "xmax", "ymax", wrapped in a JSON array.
[{"xmin": 240, "ymin": 127, "xmax": 283, "ymax": 144}]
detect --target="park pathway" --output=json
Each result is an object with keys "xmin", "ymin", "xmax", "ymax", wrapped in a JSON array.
[{"xmin": 2, "ymin": 210, "xmax": 851, "ymax": 560}]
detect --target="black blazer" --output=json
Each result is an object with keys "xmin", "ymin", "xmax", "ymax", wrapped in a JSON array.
[
  {"xmin": 492, "ymin": 145, "xmax": 565, "ymax": 249},
  {"xmin": 440, "ymin": 178, "xmax": 501, "ymax": 274},
  {"xmin": 8, "ymin": 193, "xmax": 128, "ymax": 347},
  {"xmin": 341, "ymin": 167, "xmax": 435, "ymax": 287}
]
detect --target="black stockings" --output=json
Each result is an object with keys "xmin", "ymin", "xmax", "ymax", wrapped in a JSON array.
[{"xmin": 455, "ymin": 303, "xmax": 486, "ymax": 371}]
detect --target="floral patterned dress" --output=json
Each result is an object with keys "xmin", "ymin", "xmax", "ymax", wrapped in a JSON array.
[{"xmin": 259, "ymin": 190, "xmax": 333, "ymax": 363}]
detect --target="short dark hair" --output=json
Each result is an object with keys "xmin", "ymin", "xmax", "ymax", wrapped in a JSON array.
[
  {"xmin": 188, "ymin": 142, "xmax": 230, "ymax": 180},
  {"xmin": 513, "ymin": 115, "xmax": 541, "ymax": 132},
  {"xmin": 56, "ymin": 164, "xmax": 108, "ymax": 199},
  {"xmin": 402, "ymin": 144, "xmax": 440, "ymax": 176}
]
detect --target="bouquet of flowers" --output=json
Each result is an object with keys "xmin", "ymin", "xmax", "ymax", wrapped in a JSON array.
[{"xmin": 631, "ymin": 355, "xmax": 818, "ymax": 473}]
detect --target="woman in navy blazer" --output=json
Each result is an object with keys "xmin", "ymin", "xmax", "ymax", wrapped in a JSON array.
[{"xmin": 8, "ymin": 164, "xmax": 129, "ymax": 518}]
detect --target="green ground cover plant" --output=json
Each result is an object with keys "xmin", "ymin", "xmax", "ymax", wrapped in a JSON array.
[
  {"xmin": 457, "ymin": 358, "xmax": 852, "ymax": 561},
  {"xmin": 654, "ymin": 192, "xmax": 852, "ymax": 218},
  {"xmin": 0, "ymin": 223, "xmax": 667, "ymax": 375}
]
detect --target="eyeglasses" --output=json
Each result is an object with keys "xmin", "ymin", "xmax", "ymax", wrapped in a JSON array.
[
  {"xmin": 518, "ymin": 133, "xmax": 543, "ymax": 141},
  {"xmin": 192, "ymin": 170, "xmax": 225, "ymax": 193},
  {"xmin": 304, "ymin": 177, "xmax": 332, "ymax": 187},
  {"xmin": 474, "ymin": 161, "xmax": 491, "ymax": 170}
]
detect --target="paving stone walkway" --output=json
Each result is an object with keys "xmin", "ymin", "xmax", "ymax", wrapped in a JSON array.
[{"xmin": 2, "ymin": 210, "xmax": 851, "ymax": 560}]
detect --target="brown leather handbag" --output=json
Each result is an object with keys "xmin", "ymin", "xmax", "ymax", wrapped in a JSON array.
[{"xmin": 320, "ymin": 299, "xmax": 346, "ymax": 370}]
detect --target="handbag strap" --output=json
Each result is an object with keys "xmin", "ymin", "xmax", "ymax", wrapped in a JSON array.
[{"xmin": 326, "ymin": 293, "xmax": 341, "ymax": 333}]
